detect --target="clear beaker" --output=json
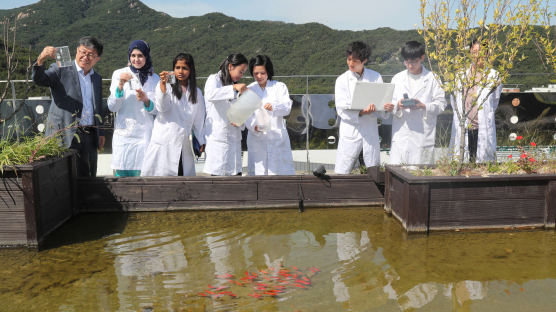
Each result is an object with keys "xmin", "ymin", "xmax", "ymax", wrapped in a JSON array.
[
  {"xmin": 168, "ymin": 72, "xmax": 176, "ymax": 84},
  {"xmin": 55, "ymin": 46, "xmax": 72, "ymax": 67}
]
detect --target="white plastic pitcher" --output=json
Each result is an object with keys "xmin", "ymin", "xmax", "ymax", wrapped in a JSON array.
[
  {"xmin": 254, "ymin": 107, "xmax": 271, "ymax": 133},
  {"xmin": 226, "ymin": 89, "xmax": 261, "ymax": 125}
]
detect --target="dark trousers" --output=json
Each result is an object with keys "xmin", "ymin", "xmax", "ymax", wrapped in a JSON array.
[
  {"xmin": 177, "ymin": 153, "xmax": 183, "ymax": 176},
  {"xmin": 467, "ymin": 129, "xmax": 479, "ymax": 163},
  {"xmin": 71, "ymin": 127, "xmax": 98, "ymax": 177}
]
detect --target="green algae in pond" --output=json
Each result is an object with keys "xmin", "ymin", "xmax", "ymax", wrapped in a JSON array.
[{"xmin": 1, "ymin": 208, "xmax": 556, "ymax": 311}]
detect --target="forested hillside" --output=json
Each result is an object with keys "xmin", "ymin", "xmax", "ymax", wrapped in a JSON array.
[{"xmin": 1, "ymin": 0, "xmax": 553, "ymax": 95}]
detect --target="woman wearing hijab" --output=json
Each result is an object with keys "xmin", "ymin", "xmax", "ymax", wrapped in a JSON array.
[{"xmin": 107, "ymin": 40, "xmax": 159, "ymax": 177}]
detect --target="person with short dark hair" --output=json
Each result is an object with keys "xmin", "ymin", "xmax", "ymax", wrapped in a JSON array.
[
  {"xmin": 107, "ymin": 40, "xmax": 159, "ymax": 177},
  {"xmin": 32, "ymin": 36, "xmax": 106, "ymax": 177},
  {"xmin": 449, "ymin": 40, "xmax": 502, "ymax": 162},
  {"xmin": 334, "ymin": 41, "xmax": 393, "ymax": 174},
  {"xmin": 245, "ymin": 55, "xmax": 294, "ymax": 175},
  {"xmin": 389, "ymin": 40, "xmax": 446, "ymax": 164},
  {"xmin": 141, "ymin": 53, "xmax": 206, "ymax": 176},
  {"xmin": 203, "ymin": 53, "xmax": 249, "ymax": 176}
]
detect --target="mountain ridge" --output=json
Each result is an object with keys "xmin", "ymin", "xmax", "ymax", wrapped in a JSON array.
[{"xmin": 1, "ymin": 0, "xmax": 552, "ymax": 93}]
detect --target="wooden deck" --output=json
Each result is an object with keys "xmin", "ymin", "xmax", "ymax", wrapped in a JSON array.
[{"xmin": 77, "ymin": 174, "xmax": 384, "ymax": 212}]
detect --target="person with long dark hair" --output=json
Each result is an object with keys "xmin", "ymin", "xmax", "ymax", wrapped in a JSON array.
[
  {"xmin": 141, "ymin": 53, "xmax": 206, "ymax": 176},
  {"xmin": 203, "ymin": 53, "xmax": 248, "ymax": 176},
  {"xmin": 107, "ymin": 40, "xmax": 159, "ymax": 177},
  {"xmin": 245, "ymin": 55, "xmax": 294, "ymax": 175}
]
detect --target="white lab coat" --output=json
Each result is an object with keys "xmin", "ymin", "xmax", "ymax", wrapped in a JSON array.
[
  {"xmin": 141, "ymin": 83, "xmax": 206, "ymax": 176},
  {"xmin": 390, "ymin": 67, "xmax": 446, "ymax": 165},
  {"xmin": 245, "ymin": 80, "xmax": 295, "ymax": 175},
  {"xmin": 107, "ymin": 67, "xmax": 159, "ymax": 171},
  {"xmin": 449, "ymin": 68, "xmax": 502, "ymax": 162},
  {"xmin": 203, "ymin": 72, "xmax": 243, "ymax": 176},
  {"xmin": 334, "ymin": 68, "xmax": 386, "ymax": 174}
]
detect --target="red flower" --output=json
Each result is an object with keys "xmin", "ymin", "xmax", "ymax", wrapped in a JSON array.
[
  {"xmin": 520, "ymin": 153, "xmax": 527, "ymax": 159},
  {"xmin": 529, "ymin": 157, "xmax": 536, "ymax": 162},
  {"xmin": 508, "ymin": 154, "xmax": 513, "ymax": 158},
  {"xmin": 516, "ymin": 136, "xmax": 523, "ymax": 140},
  {"xmin": 530, "ymin": 142, "xmax": 536, "ymax": 147}
]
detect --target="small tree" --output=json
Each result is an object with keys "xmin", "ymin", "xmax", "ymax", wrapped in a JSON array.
[
  {"xmin": 0, "ymin": 17, "xmax": 19, "ymax": 114},
  {"xmin": 418, "ymin": 0, "xmax": 554, "ymax": 168}
]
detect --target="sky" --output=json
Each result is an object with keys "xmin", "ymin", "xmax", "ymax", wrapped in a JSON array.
[{"xmin": 0, "ymin": 0, "xmax": 423, "ymax": 31}]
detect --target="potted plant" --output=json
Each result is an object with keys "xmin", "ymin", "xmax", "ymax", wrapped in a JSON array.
[{"xmin": 0, "ymin": 17, "xmax": 77, "ymax": 248}]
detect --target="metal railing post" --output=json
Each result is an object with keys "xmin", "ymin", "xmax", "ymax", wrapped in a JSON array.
[
  {"xmin": 11, "ymin": 81, "xmax": 19, "ymax": 140},
  {"xmin": 305, "ymin": 75, "xmax": 310, "ymax": 173}
]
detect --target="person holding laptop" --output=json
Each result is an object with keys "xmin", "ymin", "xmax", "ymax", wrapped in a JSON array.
[{"xmin": 334, "ymin": 41, "xmax": 394, "ymax": 174}]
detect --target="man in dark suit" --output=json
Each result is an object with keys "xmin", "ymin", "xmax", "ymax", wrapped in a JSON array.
[{"xmin": 32, "ymin": 36, "xmax": 106, "ymax": 177}]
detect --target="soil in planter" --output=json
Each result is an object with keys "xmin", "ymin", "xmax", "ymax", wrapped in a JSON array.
[{"xmin": 409, "ymin": 159, "xmax": 556, "ymax": 177}]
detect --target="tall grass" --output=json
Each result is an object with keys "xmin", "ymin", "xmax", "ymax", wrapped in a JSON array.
[{"xmin": 0, "ymin": 134, "xmax": 66, "ymax": 173}]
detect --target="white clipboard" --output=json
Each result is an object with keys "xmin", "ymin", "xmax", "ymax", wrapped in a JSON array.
[{"xmin": 349, "ymin": 82, "xmax": 394, "ymax": 111}]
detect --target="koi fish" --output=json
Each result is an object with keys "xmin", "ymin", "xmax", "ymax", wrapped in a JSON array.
[
  {"xmin": 295, "ymin": 280, "xmax": 310, "ymax": 285},
  {"xmin": 216, "ymin": 273, "xmax": 234, "ymax": 279},
  {"xmin": 214, "ymin": 286, "xmax": 229, "ymax": 291}
]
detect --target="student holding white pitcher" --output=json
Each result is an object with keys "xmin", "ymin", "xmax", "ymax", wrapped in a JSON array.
[{"xmin": 245, "ymin": 55, "xmax": 295, "ymax": 175}]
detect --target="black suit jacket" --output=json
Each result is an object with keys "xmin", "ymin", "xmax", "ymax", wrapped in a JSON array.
[{"xmin": 32, "ymin": 62, "xmax": 105, "ymax": 148}]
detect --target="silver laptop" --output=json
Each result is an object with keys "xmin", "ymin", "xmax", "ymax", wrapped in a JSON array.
[{"xmin": 349, "ymin": 81, "xmax": 395, "ymax": 111}]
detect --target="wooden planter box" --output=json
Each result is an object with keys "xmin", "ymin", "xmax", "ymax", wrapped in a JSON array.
[
  {"xmin": 77, "ymin": 175, "xmax": 384, "ymax": 212},
  {"xmin": 0, "ymin": 151, "xmax": 77, "ymax": 248},
  {"xmin": 384, "ymin": 165, "xmax": 556, "ymax": 233},
  {"xmin": 367, "ymin": 166, "xmax": 385, "ymax": 184}
]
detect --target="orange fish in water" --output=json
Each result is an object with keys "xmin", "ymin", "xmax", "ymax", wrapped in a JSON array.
[
  {"xmin": 198, "ymin": 292, "xmax": 208, "ymax": 297},
  {"xmin": 248, "ymin": 293, "xmax": 262, "ymax": 298},
  {"xmin": 296, "ymin": 280, "xmax": 310, "ymax": 285},
  {"xmin": 214, "ymin": 286, "xmax": 229, "ymax": 291},
  {"xmin": 294, "ymin": 284, "xmax": 306, "ymax": 289}
]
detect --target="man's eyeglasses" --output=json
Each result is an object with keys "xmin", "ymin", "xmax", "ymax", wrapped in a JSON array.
[{"xmin": 78, "ymin": 50, "xmax": 98, "ymax": 58}]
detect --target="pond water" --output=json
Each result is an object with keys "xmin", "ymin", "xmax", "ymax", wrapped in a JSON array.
[{"xmin": 1, "ymin": 208, "xmax": 556, "ymax": 311}]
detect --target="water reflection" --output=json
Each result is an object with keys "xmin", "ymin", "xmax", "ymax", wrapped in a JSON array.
[{"xmin": 1, "ymin": 209, "xmax": 556, "ymax": 311}]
